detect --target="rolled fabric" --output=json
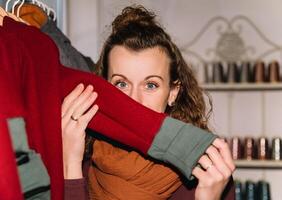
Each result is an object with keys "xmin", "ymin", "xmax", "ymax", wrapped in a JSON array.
[
  {"xmin": 212, "ymin": 62, "xmax": 225, "ymax": 83},
  {"xmin": 257, "ymin": 137, "xmax": 269, "ymax": 160},
  {"xmin": 253, "ymin": 61, "xmax": 266, "ymax": 83},
  {"xmin": 271, "ymin": 137, "xmax": 282, "ymax": 160},
  {"xmin": 230, "ymin": 137, "xmax": 242, "ymax": 160},
  {"xmin": 245, "ymin": 181, "xmax": 257, "ymax": 200},
  {"xmin": 234, "ymin": 180, "xmax": 243, "ymax": 200},
  {"xmin": 226, "ymin": 62, "xmax": 239, "ymax": 83},
  {"xmin": 238, "ymin": 62, "xmax": 253, "ymax": 83},
  {"xmin": 268, "ymin": 61, "xmax": 280, "ymax": 82},
  {"xmin": 257, "ymin": 180, "xmax": 271, "ymax": 200},
  {"xmin": 244, "ymin": 137, "xmax": 255, "ymax": 160}
]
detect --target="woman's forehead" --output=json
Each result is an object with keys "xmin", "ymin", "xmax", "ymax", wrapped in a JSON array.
[{"xmin": 108, "ymin": 46, "xmax": 170, "ymax": 79}]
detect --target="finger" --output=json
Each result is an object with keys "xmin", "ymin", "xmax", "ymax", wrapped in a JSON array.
[
  {"xmin": 79, "ymin": 104, "xmax": 99, "ymax": 125},
  {"xmin": 72, "ymin": 92, "xmax": 98, "ymax": 120},
  {"xmin": 63, "ymin": 104, "xmax": 99, "ymax": 139},
  {"xmin": 62, "ymin": 83, "xmax": 84, "ymax": 117},
  {"xmin": 62, "ymin": 84, "xmax": 90, "ymax": 129},
  {"xmin": 212, "ymin": 138, "xmax": 236, "ymax": 172},
  {"xmin": 198, "ymin": 155, "xmax": 213, "ymax": 170},
  {"xmin": 192, "ymin": 166, "xmax": 207, "ymax": 181},
  {"xmin": 206, "ymin": 145, "xmax": 232, "ymax": 178},
  {"xmin": 205, "ymin": 163, "xmax": 224, "ymax": 184},
  {"xmin": 64, "ymin": 85, "xmax": 94, "ymax": 120},
  {"xmin": 193, "ymin": 165, "xmax": 224, "ymax": 187}
]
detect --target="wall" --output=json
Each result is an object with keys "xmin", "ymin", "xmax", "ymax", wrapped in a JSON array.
[
  {"xmin": 68, "ymin": 1, "xmax": 282, "ymax": 199},
  {"xmin": 67, "ymin": 0, "xmax": 100, "ymax": 61}
]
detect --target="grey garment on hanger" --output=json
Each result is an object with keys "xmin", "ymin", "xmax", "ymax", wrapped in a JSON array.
[
  {"xmin": 41, "ymin": 19, "xmax": 92, "ymax": 72},
  {"xmin": 8, "ymin": 117, "xmax": 50, "ymax": 200}
]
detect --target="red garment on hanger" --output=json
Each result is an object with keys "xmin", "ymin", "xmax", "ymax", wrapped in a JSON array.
[
  {"xmin": 0, "ymin": 32, "xmax": 25, "ymax": 200},
  {"xmin": 0, "ymin": 17, "xmax": 166, "ymax": 200}
]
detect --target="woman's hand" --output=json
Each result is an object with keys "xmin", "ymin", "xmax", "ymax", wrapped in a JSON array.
[
  {"xmin": 192, "ymin": 138, "xmax": 235, "ymax": 200},
  {"xmin": 61, "ymin": 83, "xmax": 99, "ymax": 179}
]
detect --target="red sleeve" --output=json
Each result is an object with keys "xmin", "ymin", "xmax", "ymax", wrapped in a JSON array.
[
  {"xmin": 64, "ymin": 179, "xmax": 88, "ymax": 200},
  {"xmin": 60, "ymin": 66, "xmax": 167, "ymax": 154}
]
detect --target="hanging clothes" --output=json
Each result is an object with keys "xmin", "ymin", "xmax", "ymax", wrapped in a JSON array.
[
  {"xmin": 17, "ymin": 3, "xmax": 93, "ymax": 72},
  {"xmin": 14, "ymin": 2, "xmax": 47, "ymax": 28},
  {"xmin": 0, "ymin": 47, "xmax": 25, "ymax": 200},
  {"xmin": 0, "ymin": 16, "xmax": 217, "ymax": 200},
  {"xmin": 8, "ymin": 117, "xmax": 50, "ymax": 199},
  {"xmin": 41, "ymin": 19, "xmax": 93, "ymax": 72}
]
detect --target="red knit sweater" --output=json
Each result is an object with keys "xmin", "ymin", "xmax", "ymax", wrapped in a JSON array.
[{"xmin": 0, "ymin": 17, "xmax": 167, "ymax": 200}]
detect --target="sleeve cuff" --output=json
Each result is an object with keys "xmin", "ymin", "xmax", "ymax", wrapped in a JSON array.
[
  {"xmin": 64, "ymin": 178, "xmax": 87, "ymax": 200},
  {"xmin": 147, "ymin": 117, "xmax": 218, "ymax": 179}
]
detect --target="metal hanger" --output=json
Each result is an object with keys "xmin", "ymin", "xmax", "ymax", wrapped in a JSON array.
[
  {"xmin": 5, "ymin": 0, "xmax": 13, "ymax": 11},
  {"xmin": 31, "ymin": 0, "xmax": 56, "ymax": 21},
  {"xmin": 12, "ymin": 0, "xmax": 20, "ymax": 15},
  {"xmin": 15, "ymin": 0, "xmax": 25, "ymax": 17}
]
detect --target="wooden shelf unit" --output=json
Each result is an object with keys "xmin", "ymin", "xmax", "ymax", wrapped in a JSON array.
[
  {"xmin": 235, "ymin": 160, "xmax": 282, "ymax": 169},
  {"xmin": 202, "ymin": 83, "xmax": 282, "ymax": 91}
]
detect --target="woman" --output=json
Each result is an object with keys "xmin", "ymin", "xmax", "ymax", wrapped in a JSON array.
[{"xmin": 62, "ymin": 6, "xmax": 235, "ymax": 200}]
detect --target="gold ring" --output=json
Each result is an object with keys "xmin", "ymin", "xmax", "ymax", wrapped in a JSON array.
[{"xmin": 71, "ymin": 115, "xmax": 79, "ymax": 121}]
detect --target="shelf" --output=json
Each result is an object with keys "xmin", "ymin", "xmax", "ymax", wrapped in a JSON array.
[
  {"xmin": 202, "ymin": 83, "xmax": 282, "ymax": 91},
  {"xmin": 235, "ymin": 160, "xmax": 282, "ymax": 169}
]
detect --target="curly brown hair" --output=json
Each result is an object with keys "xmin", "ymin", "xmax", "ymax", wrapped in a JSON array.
[{"xmin": 96, "ymin": 5, "xmax": 212, "ymax": 131}]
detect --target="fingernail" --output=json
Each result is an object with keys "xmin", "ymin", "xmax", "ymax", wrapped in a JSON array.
[
  {"xmin": 77, "ymin": 83, "xmax": 84, "ymax": 88},
  {"xmin": 86, "ymin": 85, "xmax": 94, "ymax": 90}
]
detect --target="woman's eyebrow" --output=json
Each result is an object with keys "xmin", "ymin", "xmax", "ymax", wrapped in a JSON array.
[
  {"xmin": 111, "ymin": 74, "xmax": 127, "ymax": 79},
  {"xmin": 110, "ymin": 74, "xmax": 133, "ymax": 84},
  {"xmin": 145, "ymin": 75, "xmax": 164, "ymax": 81}
]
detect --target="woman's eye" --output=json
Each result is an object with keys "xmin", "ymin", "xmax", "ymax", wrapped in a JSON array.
[
  {"xmin": 115, "ymin": 81, "xmax": 128, "ymax": 89},
  {"xmin": 145, "ymin": 82, "xmax": 158, "ymax": 90}
]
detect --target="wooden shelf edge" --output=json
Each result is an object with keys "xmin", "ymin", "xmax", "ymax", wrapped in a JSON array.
[
  {"xmin": 202, "ymin": 83, "xmax": 282, "ymax": 91},
  {"xmin": 235, "ymin": 160, "xmax": 282, "ymax": 169}
]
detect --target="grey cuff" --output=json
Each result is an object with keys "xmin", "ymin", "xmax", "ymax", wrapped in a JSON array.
[{"xmin": 148, "ymin": 117, "xmax": 217, "ymax": 179}]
